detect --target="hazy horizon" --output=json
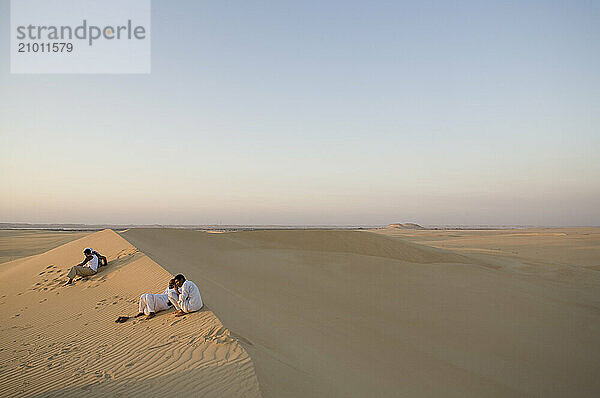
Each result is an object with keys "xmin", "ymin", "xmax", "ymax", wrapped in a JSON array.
[
  {"xmin": 2, "ymin": 1, "xmax": 599, "ymax": 226},
  {"xmin": 1, "ymin": 222, "xmax": 599, "ymax": 229}
]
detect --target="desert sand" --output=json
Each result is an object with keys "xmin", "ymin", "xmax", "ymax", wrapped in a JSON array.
[
  {"xmin": 121, "ymin": 228, "xmax": 600, "ymax": 397},
  {"xmin": 0, "ymin": 230, "xmax": 90, "ymax": 264},
  {"xmin": 2, "ymin": 227, "xmax": 600, "ymax": 397},
  {"xmin": 0, "ymin": 229, "xmax": 260, "ymax": 397}
]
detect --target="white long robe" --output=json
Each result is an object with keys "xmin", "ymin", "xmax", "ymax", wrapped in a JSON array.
[
  {"xmin": 168, "ymin": 280, "xmax": 203, "ymax": 313},
  {"xmin": 138, "ymin": 287, "xmax": 174, "ymax": 315}
]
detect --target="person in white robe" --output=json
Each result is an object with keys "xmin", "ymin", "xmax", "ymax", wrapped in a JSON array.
[
  {"xmin": 135, "ymin": 279, "xmax": 176, "ymax": 319},
  {"xmin": 65, "ymin": 248, "xmax": 99, "ymax": 285},
  {"xmin": 169, "ymin": 274, "xmax": 203, "ymax": 316},
  {"xmin": 84, "ymin": 247, "xmax": 108, "ymax": 267}
]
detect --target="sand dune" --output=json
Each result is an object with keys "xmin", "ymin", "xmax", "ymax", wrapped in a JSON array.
[
  {"xmin": 121, "ymin": 228, "xmax": 600, "ymax": 398},
  {"xmin": 226, "ymin": 229, "xmax": 472, "ymax": 264},
  {"xmin": 0, "ymin": 229, "xmax": 260, "ymax": 397},
  {"xmin": 374, "ymin": 227, "xmax": 600, "ymax": 270},
  {"xmin": 4, "ymin": 227, "xmax": 600, "ymax": 397},
  {"xmin": 386, "ymin": 223, "xmax": 425, "ymax": 230},
  {"xmin": 0, "ymin": 230, "xmax": 90, "ymax": 264}
]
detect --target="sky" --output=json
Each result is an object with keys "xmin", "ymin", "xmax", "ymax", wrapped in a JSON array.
[{"xmin": 1, "ymin": 0, "xmax": 599, "ymax": 226}]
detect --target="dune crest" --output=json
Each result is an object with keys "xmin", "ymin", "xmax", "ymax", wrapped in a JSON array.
[
  {"xmin": 228, "ymin": 229, "xmax": 472, "ymax": 264},
  {"xmin": 0, "ymin": 230, "xmax": 90, "ymax": 264}
]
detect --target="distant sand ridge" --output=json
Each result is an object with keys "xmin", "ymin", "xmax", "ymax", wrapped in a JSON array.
[{"xmin": 386, "ymin": 222, "xmax": 425, "ymax": 229}]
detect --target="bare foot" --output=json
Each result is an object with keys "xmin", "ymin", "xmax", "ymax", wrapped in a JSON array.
[
  {"xmin": 174, "ymin": 311, "xmax": 186, "ymax": 317},
  {"xmin": 145, "ymin": 312, "xmax": 155, "ymax": 320}
]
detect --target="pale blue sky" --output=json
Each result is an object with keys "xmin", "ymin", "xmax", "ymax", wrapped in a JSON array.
[{"xmin": 1, "ymin": 0, "xmax": 599, "ymax": 225}]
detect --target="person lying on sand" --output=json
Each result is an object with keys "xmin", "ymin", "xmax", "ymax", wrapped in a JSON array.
[
  {"xmin": 168, "ymin": 274, "xmax": 203, "ymax": 317},
  {"xmin": 136, "ymin": 279, "xmax": 177, "ymax": 320},
  {"xmin": 64, "ymin": 248, "xmax": 99, "ymax": 285},
  {"xmin": 84, "ymin": 247, "xmax": 107, "ymax": 267},
  {"xmin": 116, "ymin": 279, "xmax": 177, "ymax": 322}
]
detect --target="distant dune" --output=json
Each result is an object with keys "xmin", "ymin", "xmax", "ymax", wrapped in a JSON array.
[{"xmin": 386, "ymin": 222, "xmax": 425, "ymax": 229}]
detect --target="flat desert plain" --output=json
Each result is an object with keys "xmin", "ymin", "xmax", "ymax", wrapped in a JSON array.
[{"xmin": 1, "ymin": 227, "xmax": 599, "ymax": 397}]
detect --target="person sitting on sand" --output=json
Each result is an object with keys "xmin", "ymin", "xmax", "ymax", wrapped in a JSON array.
[
  {"xmin": 84, "ymin": 247, "xmax": 108, "ymax": 267},
  {"xmin": 168, "ymin": 274, "xmax": 203, "ymax": 317},
  {"xmin": 135, "ymin": 279, "xmax": 177, "ymax": 320},
  {"xmin": 65, "ymin": 248, "xmax": 99, "ymax": 285}
]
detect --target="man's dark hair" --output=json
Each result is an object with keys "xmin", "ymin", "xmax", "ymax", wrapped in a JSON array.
[
  {"xmin": 83, "ymin": 248, "xmax": 92, "ymax": 255},
  {"xmin": 174, "ymin": 274, "xmax": 186, "ymax": 282}
]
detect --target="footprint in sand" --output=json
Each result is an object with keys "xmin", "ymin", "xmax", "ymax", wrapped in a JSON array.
[
  {"xmin": 72, "ymin": 368, "xmax": 85, "ymax": 377},
  {"xmin": 230, "ymin": 332, "xmax": 254, "ymax": 346},
  {"xmin": 99, "ymin": 371, "xmax": 114, "ymax": 380}
]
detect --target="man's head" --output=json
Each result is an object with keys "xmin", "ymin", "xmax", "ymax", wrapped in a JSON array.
[
  {"xmin": 168, "ymin": 278, "xmax": 176, "ymax": 289},
  {"xmin": 173, "ymin": 274, "xmax": 186, "ymax": 287},
  {"xmin": 83, "ymin": 248, "xmax": 92, "ymax": 257}
]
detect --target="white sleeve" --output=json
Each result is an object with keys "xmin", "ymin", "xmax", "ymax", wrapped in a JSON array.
[{"xmin": 181, "ymin": 282, "xmax": 190, "ymax": 301}]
